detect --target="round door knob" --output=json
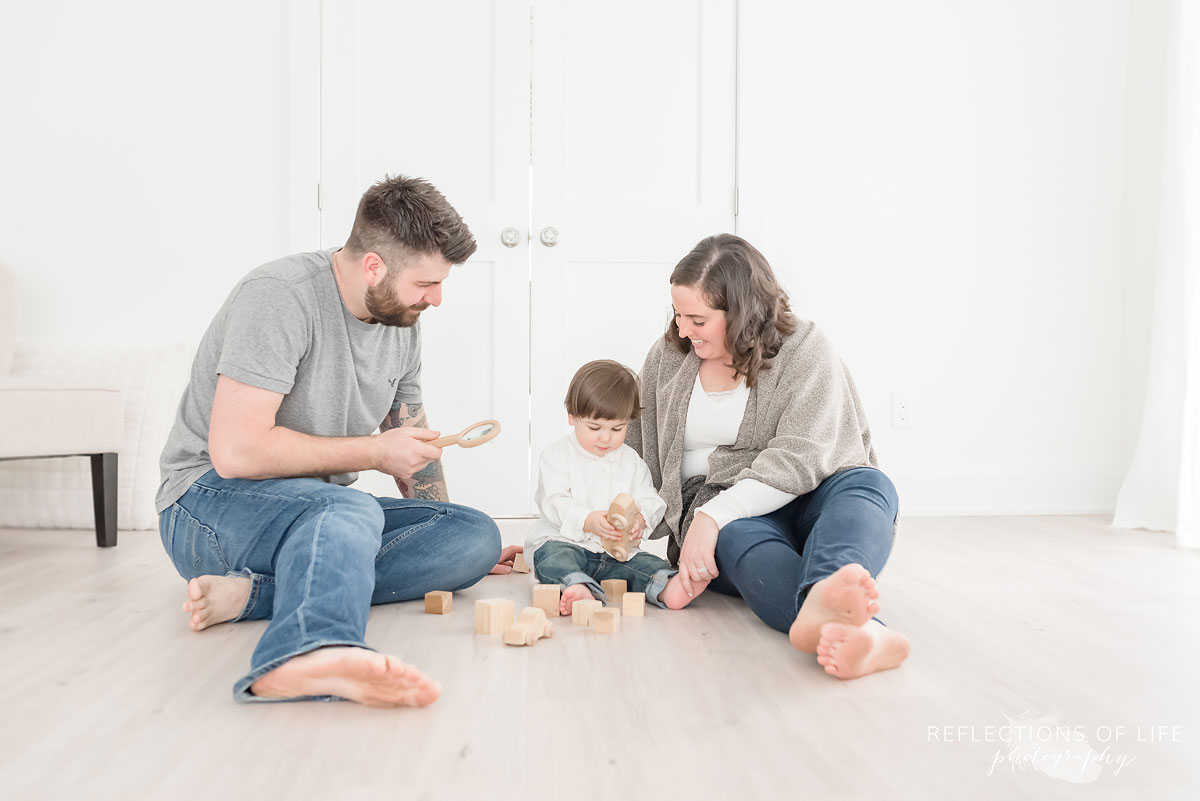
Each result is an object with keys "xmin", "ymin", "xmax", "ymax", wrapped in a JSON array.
[
  {"xmin": 539, "ymin": 227, "xmax": 559, "ymax": 247},
  {"xmin": 500, "ymin": 227, "xmax": 522, "ymax": 248}
]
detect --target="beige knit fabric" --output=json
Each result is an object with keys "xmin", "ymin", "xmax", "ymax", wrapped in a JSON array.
[{"xmin": 627, "ymin": 320, "xmax": 878, "ymax": 542}]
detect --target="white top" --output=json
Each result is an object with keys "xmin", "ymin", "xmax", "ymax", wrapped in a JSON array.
[
  {"xmin": 526, "ymin": 434, "xmax": 668, "ymax": 557},
  {"xmin": 684, "ymin": 376, "xmax": 798, "ymax": 530}
]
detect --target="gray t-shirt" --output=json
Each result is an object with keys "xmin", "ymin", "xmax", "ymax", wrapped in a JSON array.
[{"xmin": 155, "ymin": 248, "xmax": 422, "ymax": 513}]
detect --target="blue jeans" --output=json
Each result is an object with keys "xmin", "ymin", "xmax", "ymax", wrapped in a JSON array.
[
  {"xmin": 158, "ymin": 469, "xmax": 501, "ymax": 702},
  {"xmin": 532, "ymin": 540, "xmax": 677, "ymax": 608},
  {"xmin": 706, "ymin": 467, "xmax": 898, "ymax": 633}
]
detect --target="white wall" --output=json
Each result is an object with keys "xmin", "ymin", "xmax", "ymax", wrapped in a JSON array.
[
  {"xmin": 761, "ymin": 0, "xmax": 1164, "ymax": 514},
  {"xmin": 0, "ymin": 0, "xmax": 1167, "ymax": 516},
  {"xmin": 0, "ymin": 0, "xmax": 294, "ymax": 347}
]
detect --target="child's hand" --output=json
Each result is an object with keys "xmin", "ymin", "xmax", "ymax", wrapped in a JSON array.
[
  {"xmin": 629, "ymin": 513, "xmax": 646, "ymax": 541},
  {"xmin": 584, "ymin": 510, "xmax": 622, "ymax": 541}
]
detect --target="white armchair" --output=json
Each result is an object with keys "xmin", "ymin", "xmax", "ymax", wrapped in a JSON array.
[{"xmin": 0, "ymin": 262, "xmax": 124, "ymax": 546}]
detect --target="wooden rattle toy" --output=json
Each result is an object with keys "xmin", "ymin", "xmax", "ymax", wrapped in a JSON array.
[
  {"xmin": 601, "ymin": 493, "xmax": 640, "ymax": 562},
  {"xmin": 430, "ymin": 419, "xmax": 501, "ymax": 449},
  {"xmin": 503, "ymin": 607, "xmax": 555, "ymax": 646}
]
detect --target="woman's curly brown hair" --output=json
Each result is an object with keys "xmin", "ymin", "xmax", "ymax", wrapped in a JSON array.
[{"xmin": 665, "ymin": 234, "xmax": 797, "ymax": 388}]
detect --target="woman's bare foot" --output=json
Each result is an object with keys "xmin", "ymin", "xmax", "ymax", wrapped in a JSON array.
[
  {"xmin": 658, "ymin": 572, "xmax": 710, "ymax": 610},
  {"xmin": 560, "ymin": 584, "xmax": 595, "ymax": 616},
  {"xmin": 182, "ymin": 575, "xmax": 251, "ymax": 631},
  {"xmin": 250, "ymin": 646, "xmax": 442, "ymax": 707},
  {"xmin": 816, "ymin": 620, "xmax": 910, "ymax": 679},
  {"xmin": 788, "ymin": 563, "xmax": 879, "ymax": 652}
]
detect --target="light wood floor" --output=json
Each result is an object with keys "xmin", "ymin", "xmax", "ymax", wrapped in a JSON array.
[{"xmin": 0, "ymin": 516, "xmax": 1197, "ymax": 800}]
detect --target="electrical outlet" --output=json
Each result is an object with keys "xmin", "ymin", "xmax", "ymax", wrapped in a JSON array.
[{"xmin": 892, "ymin": 392, "xmax": 912, "ymax": 428}]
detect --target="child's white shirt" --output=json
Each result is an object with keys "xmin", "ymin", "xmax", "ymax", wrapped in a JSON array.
[{"xmin": 526, "ymin": 434, "xmax": 667, "ymax": 558}]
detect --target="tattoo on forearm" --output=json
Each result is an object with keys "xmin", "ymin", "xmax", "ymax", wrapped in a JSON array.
[
  {"xmin": 413, "ymin": 458, "xmax": 443, "ymax": 482},
  {"xmin": 382, "ymin": 400, "xmax": 425, "ymax": 432},
  {"xmin": 411, "ymin": 458, "xmax": 448, "ymax": 502},
  {"xmin": 382, "ymin": 400, "xmax": 445, "ymax": 500},
  {"xmin": 413, "ymin": 484, "xmax": 443, "ymax": 501}
]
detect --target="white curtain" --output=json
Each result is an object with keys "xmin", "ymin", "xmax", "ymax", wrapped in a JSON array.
[{"xmin": 1114, "ymin": 0, "xmax": 1199, "ymax": 549}]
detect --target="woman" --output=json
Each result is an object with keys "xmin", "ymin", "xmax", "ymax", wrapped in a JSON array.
[{"xmin": 627, "ymin": 234, "xmax": 910, "ymax": 679}]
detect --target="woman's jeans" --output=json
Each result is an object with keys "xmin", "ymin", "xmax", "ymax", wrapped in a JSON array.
[
  {"xmin": 159, "ymin": 470, "xmax": 501, "ymax": 702},
  {"xmin": 707, "ymin": 467, "xmax": 898, "ymax": 633},
  {"xmin": 532, "ymin": 540, "xmax": 677, "ymax": 608}
]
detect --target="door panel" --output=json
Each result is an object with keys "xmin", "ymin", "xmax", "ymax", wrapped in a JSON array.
[
  {"xmin": 321, "ymin": 0, "xmax": 531, "ymax": 514},
  {"xmin": 319, "ymin": 0, "xmax": 737, "ymax": 514},
  {"xmin": 529, "ymin": 0, "xmax": 737, "ymax": 471}
]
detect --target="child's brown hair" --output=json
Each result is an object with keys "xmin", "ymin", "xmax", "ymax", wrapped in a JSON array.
[{"xmin": 564, "ymin": 360, "xmax": 641, "ymax": 421}]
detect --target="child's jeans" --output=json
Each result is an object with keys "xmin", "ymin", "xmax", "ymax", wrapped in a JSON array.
[{"xmin": 532, "ymin": 540, "xmax": 677, "ymax": 608}]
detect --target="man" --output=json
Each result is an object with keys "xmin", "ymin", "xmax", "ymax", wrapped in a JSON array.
[{"xmin": 156, "ymin": 174, "xmax": 517, "ymax": 707}]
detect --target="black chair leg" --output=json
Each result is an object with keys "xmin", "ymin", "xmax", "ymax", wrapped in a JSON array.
[{"xmin": 90, "ymin": 452, "xmax": 118, "ymax": 547}]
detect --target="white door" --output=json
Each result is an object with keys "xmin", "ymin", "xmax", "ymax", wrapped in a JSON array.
[
  {"xmin": 528, "ymin": 0, "xmax": 737, "ymax": 472},
  {"xmin": 320, "ymin": 0, "xmax": 533, "ymax": 514},
  {"xmin": 319, "ymin": 0, "xmax": 737, "ymax": 515}
]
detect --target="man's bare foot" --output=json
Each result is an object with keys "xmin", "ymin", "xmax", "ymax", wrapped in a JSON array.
[
  {"xmin": 788, "ymin": 563, "xmax": 880, "ymax": 652},
  {"xmin": 560, "ymin": 584, "xmax": 595, "ymax": 616},
  {"xmin": 815, "ymin": 620, "xmax": 910, "ymax": 679},
  {"xmin": 249, "ymin": 646, "xmax": 442, "ymax": 708},
  {"xmin": 182, "ymin": 575, "xmax": 251, "ymax": 631},
  {"xmin": 658, "ymin": 572, "xmax": 710, "ymax": 610}
]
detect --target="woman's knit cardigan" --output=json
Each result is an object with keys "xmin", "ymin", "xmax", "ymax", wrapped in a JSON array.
[{"xmin": 626, "ymin": 321, "xmax": 880, "ymax": 550}]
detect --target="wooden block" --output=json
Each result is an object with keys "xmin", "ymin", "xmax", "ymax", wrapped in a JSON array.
[
  {"xmin": 622, "ymin": 592, "xmax": 645, "ymax": 617},
  {"xmin": 424, "ymin": 591, "xmax": 452, "ymax": 614},
  {"xmin": 512, "ymin": 552, "xmax": 530, "ymax": 573},
  {"xmin": 593, "ymin": 608, "xmax": 621, "ymax": 634},
  {"xmin": 601, "ymin": 579, "xmax": 627, "ymax": 604},
  {"xmin": 532, "ymin": 584, "xmax": 561, "ymax": 617},
  {"xmin": 571, "ymin": 598, "xmax": 603, "ymax": 625},
  {"xmin": 503, "ymin": 607, "xmax": 555, "ymax": 646},
  {"xmin": 474, "ymin": 598, "xmax": 514, "ymax": 634}
]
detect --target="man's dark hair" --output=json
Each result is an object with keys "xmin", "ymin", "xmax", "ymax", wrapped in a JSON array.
[{"xmin": 344, "ymin": 174, "xmax": 478, "ymax": 265}]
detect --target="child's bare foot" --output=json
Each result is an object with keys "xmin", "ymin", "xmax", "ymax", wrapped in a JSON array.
[
  {"xmin": 658, "ymin": 571, "xmax": 709, "ymax": 610},
  {"xmin": 816, "ymin": 620, "xmax": 910, "ymax": 679},
  {"xmin": 560, "ymin": 584, "xmax": 595, "ymax": 616},
  {"xmin": 788, "ymin": 563, "xmax": 879, "ymax": 652},
  {"xmin": 249, "ymin": 646, "xmax": 442, "ymax": 707},
  {"xmin": 182, "ymin": 575, "xmax": 251, "ymax": 631}
]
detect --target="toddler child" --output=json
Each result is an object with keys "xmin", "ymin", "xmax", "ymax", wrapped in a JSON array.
[{"xmin": 525, "ymin": 359, "xmax": 695, "ymax": 614}]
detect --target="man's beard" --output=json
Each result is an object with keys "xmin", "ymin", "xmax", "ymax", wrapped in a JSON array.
[{"xmin": 364, "ymin": 279, "xmax": 427, "ymax": 327}]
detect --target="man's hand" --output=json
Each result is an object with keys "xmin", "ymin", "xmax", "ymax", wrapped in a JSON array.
[
  {"xmin": 372, "ymin": 427, "xmax": 443, "ymax": 480},
  {"xmin": 584, "ymin": 510, "xmax": 622, "ymax": 541},
  {"xmin": 380, "ymin": 400, "xmax": 449, "ymax": 501},
  {"xmin": 489, "ymin": 545, "xmax": 523, "ymax": 575}
]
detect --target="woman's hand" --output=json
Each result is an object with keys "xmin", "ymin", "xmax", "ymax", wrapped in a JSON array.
[
  {"xmin": 676, "ymin": 511, "xmax": 719, "ymax": 597},
  {"xmin": 584, "ymin": 510, "xmax": 622, "ymax": 541}
]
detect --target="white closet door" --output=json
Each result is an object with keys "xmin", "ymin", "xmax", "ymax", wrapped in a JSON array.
[
  {"xmin": 529, "ymin": 0, "xmax": 738, "ymax": 473},
  {"xmin": 320, "ymin": 0, "xmax": 532, "ymax": 514}
]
